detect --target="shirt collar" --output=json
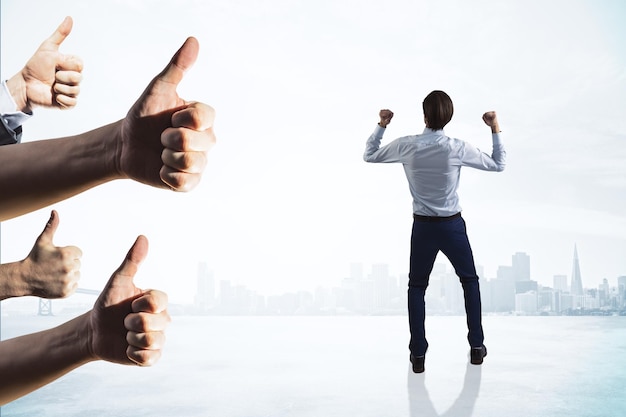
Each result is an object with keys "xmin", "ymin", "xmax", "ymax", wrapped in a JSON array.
[{"xmin": 423, "ymin": 127, "xmax": 445, "ymax": 134}]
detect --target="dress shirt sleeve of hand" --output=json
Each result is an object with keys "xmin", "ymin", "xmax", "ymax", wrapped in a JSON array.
[
  {"xmin": 460, "ymin": 132, "xmax": 506, "ymax": 172},
  {"xmin": 363, "ymin": 124, "xmax": 402, "ymax": 163},
  {"xmin": 0, "ymin": 80, "xmax": 32, "ymax": 145},
  {"xmin": 1, "ymin": 81, "xmax": 33, "ymax": 128}
]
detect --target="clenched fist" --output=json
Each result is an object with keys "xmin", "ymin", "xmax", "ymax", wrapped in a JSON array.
[
  {"xmin": 482, "ymin": 111, "xmax": 500, "ymax": 133},
  {"xmin": 379, "ymin": 109, "xmax": 394, "ymax": 128}
]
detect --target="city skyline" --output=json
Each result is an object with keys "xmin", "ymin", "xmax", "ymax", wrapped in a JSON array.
[
  {"xmin": 191, "ymin": 243, "xmax": 622, "ymax": 299},
  {"xmin": 187, "ymin": 245, "xmax": 626, "ymax": 316},
  {"xmin": 1, "ymin": 230, "xmax": 623, "ymax": 316}
]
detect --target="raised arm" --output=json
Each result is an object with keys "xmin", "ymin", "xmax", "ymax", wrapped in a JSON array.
[
  {"xmin": 363, "ymin": 108, "xmax": 402, "ymax": 163},
  {"xmin": 0, "ymin": 235, "xmax": 170, "ymax": 405},
  {"xmin": 460, "ymin": 111, "xmax": 506, "ymax": 172},
  {"xmin": 0, "ymin": 37, "xmax": 216, "ymax": 221}
]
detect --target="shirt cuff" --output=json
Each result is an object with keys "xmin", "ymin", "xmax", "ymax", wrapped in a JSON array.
[
  {"xmin": 1, "ymin": 80, "xmax": 33, "ymax": 129},
  {"xmin": 374, "ymin": 124, "xmax": 386, "ymax": 137}
]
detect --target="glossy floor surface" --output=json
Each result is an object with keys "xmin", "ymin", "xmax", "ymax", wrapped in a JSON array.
[{"xmin": 2, "ymin": 315, "xmax": 625, "ymax": 417}]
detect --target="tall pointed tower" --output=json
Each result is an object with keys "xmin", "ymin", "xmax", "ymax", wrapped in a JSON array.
[{"xmin": 570, "ymin": 244, "xmax": 584, "ymax": 296}]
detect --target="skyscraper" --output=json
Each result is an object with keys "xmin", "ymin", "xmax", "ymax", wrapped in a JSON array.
[
  {"xmin": 570, "ymin": 244, "xmax": 584, "ymax": 296},
  {"xmin": 553, "ymin": 274, "xmax": 568, "ymax": 292},
  {"xmin": 512, "ymin": 252, "xmax": 531, "ymax": 281},
  {"xmin": 618, "ymin": 276, "xmax": 626, "ymax": 308},
  {"xmin": 497, "ymin": 265, "xmax": 515, "ymax": 281}
]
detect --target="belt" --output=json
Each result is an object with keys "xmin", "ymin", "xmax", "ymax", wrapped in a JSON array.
[{"xmin": 413, "ymin": 212, "xmax": 461, "ymax": 222}]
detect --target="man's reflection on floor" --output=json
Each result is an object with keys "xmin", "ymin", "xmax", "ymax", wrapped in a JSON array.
[{"xmin": 407, "ymin": 363, "xmax": 482, "ymax": 417}]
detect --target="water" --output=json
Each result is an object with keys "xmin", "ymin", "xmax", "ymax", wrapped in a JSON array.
[{"xmin": 2, "ymin": 315, "xmax": 625, "ymax": 416}]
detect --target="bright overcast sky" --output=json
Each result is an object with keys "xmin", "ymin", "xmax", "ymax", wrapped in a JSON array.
[{"xmin": 1, "ymin": 0, "xmax": 625, "ymax": 304}]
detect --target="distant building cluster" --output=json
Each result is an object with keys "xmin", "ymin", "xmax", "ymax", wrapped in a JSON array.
[
  {"xmin": 188, "ymin": 245, "xmax": 626, "ymax": 316},
  {"xmin": 469, "ymin": 247, "xmax": 625, "ymax": 316}
]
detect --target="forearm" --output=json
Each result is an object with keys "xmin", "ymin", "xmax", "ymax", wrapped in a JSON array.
[
  {"xmin": 0, "ymin": 121, "xmax": 123, "ymax": 221},
  {"xmin": 490, "ymin": 132, "xmax": 506, "ymax": 171},
  {"xmin": 363, "ymin": 124, "xmax": 385, "ymax": 162},
  {"xmin": 0, "ymin": 261, "xmax": 29, "ymax": 300},
  {"xmin": 487, "ymin": 115, "xmax": 504, "ymax": 169},
  {"xmin": 0, "ymin": 312, "xmax": 94, "ymax": 405}
]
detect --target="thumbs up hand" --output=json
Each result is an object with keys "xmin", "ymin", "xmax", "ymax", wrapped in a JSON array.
[
  {"xmin": 89, "ymin": 235, "xmax": 170, "ymax": 366},
  {"xmin": 20, "ymin": 210, "xmax": 82, "ymax": 299},
  {"xmin": 117, "ymin": 36, "xmax": 216, "ymax": 192},
  {"xmin": 12, "ymin": 16, "xmax": 83, "ymax": 112}
]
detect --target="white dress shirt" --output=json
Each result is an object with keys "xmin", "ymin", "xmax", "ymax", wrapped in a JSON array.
[
  {"xmin": 0, "ymin": 80, "xmax": 32, "ymax": 129},
  {"xmin": 364, "ymin": 125, "xmax": 506, "ymax": 217}
]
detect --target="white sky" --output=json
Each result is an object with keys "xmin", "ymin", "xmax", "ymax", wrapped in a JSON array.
[{"xmin": 1, "ymin": 0, "xmax": 625, "ymax": 304}]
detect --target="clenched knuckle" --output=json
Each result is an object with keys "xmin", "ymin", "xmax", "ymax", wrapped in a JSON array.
[{"xmin": 128, "ymin": 314, "xmax": 149, "ymax": 331}]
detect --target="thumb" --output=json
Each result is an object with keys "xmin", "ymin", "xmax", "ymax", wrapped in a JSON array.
[
  {"xmin": 37, "ymin": 210, "xmax": 59, "ymax": 246},
  {"xmin": 107, "ymin": 235, "xmax": 149, "ymax": 288},
  {"xmin": 158, "ymin": 37, "xmax": 199, "ymax": 86},
  {"xmin": 41, "ymin": 16, "xmax": 73, "ymax": 50}
]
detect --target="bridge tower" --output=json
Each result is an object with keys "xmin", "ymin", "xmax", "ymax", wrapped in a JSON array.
[
  {"xmin": 38, "ymin": 299, "xmax": 53, "ymax": 316},
  {"xmin": 37, "ymin": 288, "xmax": 100, "ymax": 316}
]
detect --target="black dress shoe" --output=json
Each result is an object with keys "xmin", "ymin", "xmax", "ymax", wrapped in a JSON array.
[
  {"xmin": 470, "ymin": 345, "xmax": 487, "ymax": 365},
  {"xmin": 410, "ymin": 354, "xmax": 425, "ymax": 373}
]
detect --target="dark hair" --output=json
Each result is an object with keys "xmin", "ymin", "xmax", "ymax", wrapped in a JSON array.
[{"xmin": 422, "ymin": 90, "xmax": 454, "ymax": 130}]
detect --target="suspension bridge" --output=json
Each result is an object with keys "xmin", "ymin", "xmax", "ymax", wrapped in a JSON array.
[{"xmin": 37, "ymin": 288, "xmax": 100, "ymax": 316}]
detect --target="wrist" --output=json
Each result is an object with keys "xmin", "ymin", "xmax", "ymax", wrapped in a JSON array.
[
  {"xmin": 5, "ymin": 73, "xmax": 30, "ymax": 113},
  {"xmin": 81, "ymin": 311, "xmax": 99, "ymax": 363},
  {"xmin": 110, "ymin": 120, "xmax": 125, "ymax": 180},
  {"xmin": 0, "ymin": 261, "xmax": 28, "ymax": 299},
  {"xmin": 378, "ymin": 122, "xmax": 387, "ymax": 128},
  {"xmin": 16, "ymin": 260, "xmax": 33, "ymax": 297},
  {"xmin": 48, "ymin": 312, "xmax": 96, "ymax": 366},
  {"xmin": 91, "ymin": 120, "xmax": 126, "ymax": 181}
]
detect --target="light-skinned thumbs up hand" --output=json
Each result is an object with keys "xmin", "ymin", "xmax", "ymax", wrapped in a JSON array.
[
  {"xmin": 117, "ymin": 36, "xmax": 216, "ymax": 192},
  {"xmin": 20, "ymin": 210, "xmax": 82, "ymax": 299},
  {"xmin": 14, "ymin": 16, "xmax": 84, "ymax": 111},
  {"xmin": 88, "ymin": 235, "xmax": 170, "ymax": 366}
]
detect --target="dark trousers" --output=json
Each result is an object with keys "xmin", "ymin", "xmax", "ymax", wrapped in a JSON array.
[{"xmin": 408, "ymin": 214, "xmax": 484, "ymax": 356}]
